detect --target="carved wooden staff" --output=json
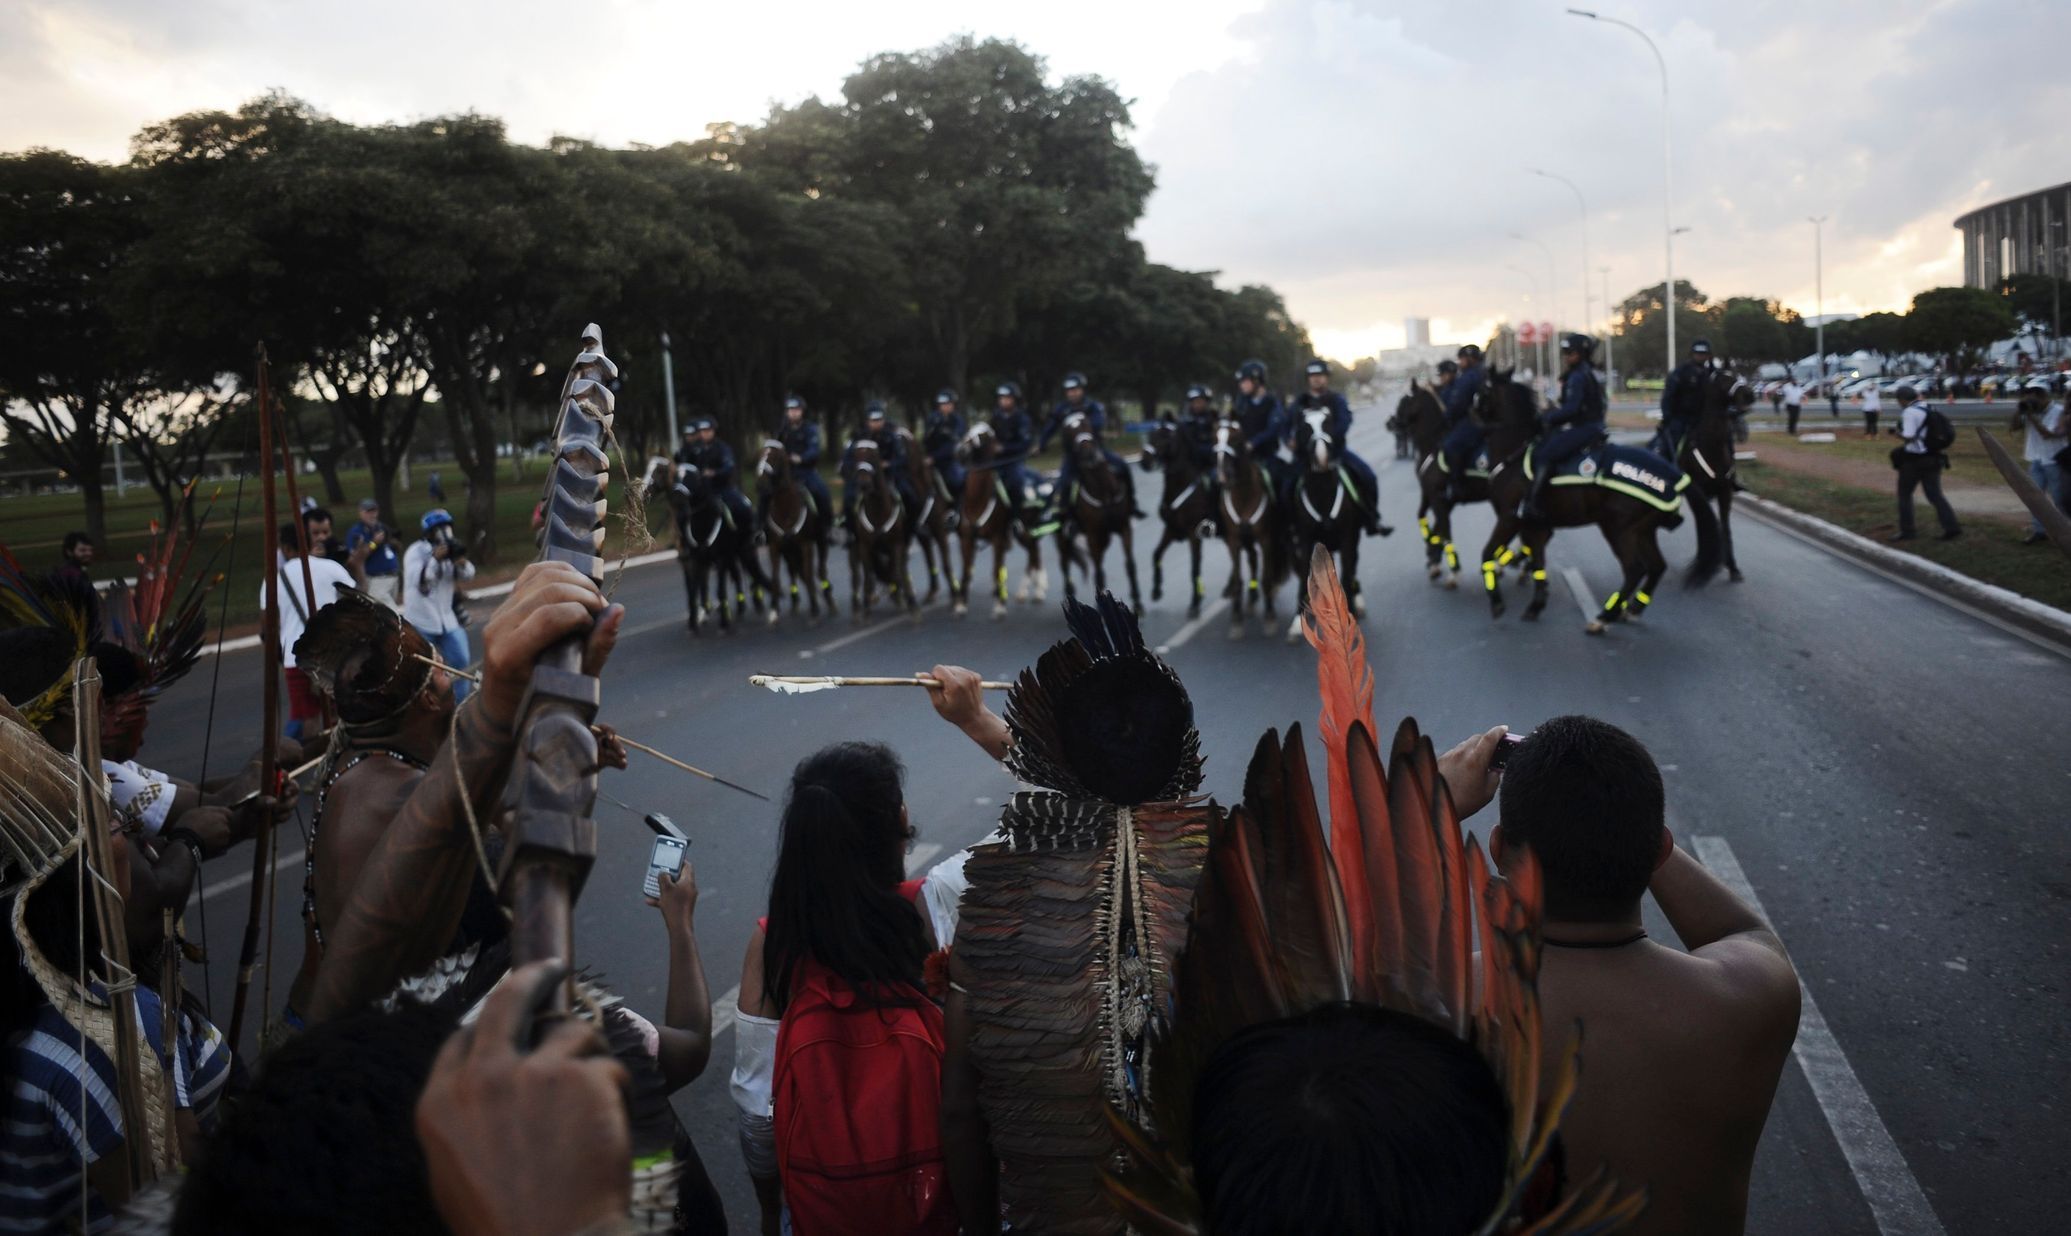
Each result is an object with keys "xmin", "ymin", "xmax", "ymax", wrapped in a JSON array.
[{"xmin": 498, "ymin": 324, "xmax": 615, "ymax": 1018}]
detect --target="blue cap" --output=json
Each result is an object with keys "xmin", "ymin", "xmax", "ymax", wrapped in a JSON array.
[
  {"xmin": 421, "ymin": 508, "xmax": 454, "ymax": 532},
  {"xmin": 865, "ymin": 400, "xmax": 887, "ymax": 420},
  {"xmin": 784, "ymin": 395, "xmax": 804, "ymax": 410}
]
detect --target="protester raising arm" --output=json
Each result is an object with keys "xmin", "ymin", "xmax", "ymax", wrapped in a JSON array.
[
  {"xmin": 646, "ymin": 864, "xmax": 713, "ymax": 1092},
  {"xmin": 925, "ymin": 663, "xmax": 1012, "ymax": 761},
  {"xmin": 307, "ymin": 562, "xmax": 624, "ymax": 1022}
]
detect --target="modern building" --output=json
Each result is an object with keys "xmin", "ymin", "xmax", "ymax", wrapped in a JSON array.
[
  {"xmin": 1404, "ymin": 316, "xmax": 1431, "ymax": 347},
  {"xmin": 1954, "ymin": 181, "xmax": 2070, "ymax": 287}
]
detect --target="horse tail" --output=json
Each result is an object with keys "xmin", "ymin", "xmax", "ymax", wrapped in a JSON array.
[
  {"xmin": 1263, "ymin": 517, "xmax": 1290, "ymax": 587},
  {"xmin": 1682, "ymin": 487, "xmax": 1722, "ymax": 589}
]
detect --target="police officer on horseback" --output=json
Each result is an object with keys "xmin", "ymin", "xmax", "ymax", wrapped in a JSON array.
[
  {"xmin": 1439, "ymin": 344, "xmax": 1488, "ymax": 499},
  {"xmin": 924, "ymin": 389, "xmax": 968, "ymax": 496},
  {"xmin": 1521, "ymin": 333, "xmax": 1607, "ymax": 523},
  {"xmin": 680, "ymin": 417, "xmax": 755, "ymax": 531},
  {"xmin": 1289, "ymin": 358, "xmax": 1391, "ymax": 536},
  {"xmin": 1177, "ymin": 384, "xmax": 1219, "ymax": 470},
  {"xmin": 988, "ymin": 381, "xmax": 1041, "ymax": 522},
  {"xmin": 1653, "ymin": 338, "xmax": 1712, "ymax": 458},
  {"xmin": 761, "ymin": 394, "xmax": 832, "ymax": 530},
  {"xmin": 1039, "ymin": 370, "xmax": 1142, "ymax": 520},
  {"xmin": 842, "ymin": 400, "xmax": 919, "ymax": 532},
  {"xmin": 1232, "ymin": 359, "xmax": 1292, "ymax": 496}
]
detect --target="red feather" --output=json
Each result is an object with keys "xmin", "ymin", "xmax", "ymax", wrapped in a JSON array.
[{"xmin": 1300, "ymin": 544, "xmax": 1376, "ymax": 975}]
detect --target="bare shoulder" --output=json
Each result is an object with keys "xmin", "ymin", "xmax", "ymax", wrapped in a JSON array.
[
  {"xmin": 1680, "ymin": 931, "xmax": 1804, "ymax": 1038},
  {"xmin": 737, "ymin": 924, "xmax": 773, "ymax": 1019}
]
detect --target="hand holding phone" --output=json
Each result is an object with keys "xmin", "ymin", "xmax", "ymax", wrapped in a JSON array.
[{"xmin": 643, "ymin": 834, "xmax": 689, "ymax": 900}]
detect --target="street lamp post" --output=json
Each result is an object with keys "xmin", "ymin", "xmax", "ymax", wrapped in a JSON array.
[
  {"xmin": 1509, "ymin": 231, "xmax": 1560, "ymax": 337},
  {"xmin": 1505, "ymin": 264, "xmax": 1538, "ymax": 371},
  {"xmin": 660, "ymin": 329, "xmax": 680, "ymax": 445},
  {"xmin": 1569, "ymin": 8, "xmax": 1674, "ymax": 377},
  {"xmin": 1810, "ymin": 216, "xmax": 1828, "ymax": 386},
  {"xmin": 1529, "ymin": 167, "xmax": 1592, "ymax": 329},
  {"xmin": 1600, "ymin": 266, "xmax": 1615, "ymax": 391}
]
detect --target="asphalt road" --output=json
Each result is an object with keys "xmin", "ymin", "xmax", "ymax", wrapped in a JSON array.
[{"xmin": 138, "ymin": 403, "xmax": 2068, "ymax": 1235}]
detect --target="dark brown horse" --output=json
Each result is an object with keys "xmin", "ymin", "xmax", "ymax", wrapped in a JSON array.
[
  {"xmin": 654, "ymin": 459, "xmax": 775, "ymax": 636},
  {"xmin": 951, "ymin": 423, "xmax": 1054, "ymax": 620},
  {"xmin": 1674, "ymin": 366, "xmax": 1755, "ymax": 582},
  {"xmin": 1472, "ymin": 370, "xmax": 1721, "ymax": 633},
  {"xmin": 845, "ymin": 439, "xmax": 918, "ymax": 620},
  {"xmin": 1058, "ymin": 411, "xmax": 1142, "ymax": 611},
  {"xmin": 1285, "ymin": 404, "xmax": 1367, "ymax": 641},
  {"xmin": 1403, "ymin": 380, "xmax": 1487, "ymax": 591},
  {"xmin": 755, "ymin": 440, "xmax": 834, "ymax": 624},
  {"xmin": 896, "ymin": 426, "xmax": 954, "ymax": 606},
  {"xmin": 1141, "ymin": 419, "xmax": 1216, "ymax": 618},
  {"xmin": 1212, "ymin": 417, "xmax": 1288, "ymax": 638}
]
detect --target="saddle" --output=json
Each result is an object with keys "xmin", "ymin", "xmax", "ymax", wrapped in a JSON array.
[
  {"xmin": 1526, "ymin": 442, "xmax": 1689, "ymax": 513},
  {"xmin": 1434, "ymin": 450, "xmax": 1491, "ymax": 479}
]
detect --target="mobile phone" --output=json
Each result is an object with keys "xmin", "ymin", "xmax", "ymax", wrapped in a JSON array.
[
  {"xmin": 1488, "ymin": 731, "xmax": 1526, "ymax": 771},
  {"xmin": 644, "ymin": 834, "xmax": 689, "ymax": 898},
  {"xmin": 642, "ymin": 813, "xmax": 684, "ymax": 840}
]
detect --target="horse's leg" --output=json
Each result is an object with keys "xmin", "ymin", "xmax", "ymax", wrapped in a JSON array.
[
  {"xmin": 1424, "ymin": 487, "xmax": 1446, "ymax": 578},
  {"xmin": 1150, "ymin": 526, "xmax": 1171, "ymax": 603},
  {"xmin": 1478, "ymin": 516, "xmax": 1514, "ymax": 621},
  {"xmin": 1121, "ymin": 522, "xmax": 1144, "ymax": 615},
  {"xmin": 849, "ymin": 541, "xmax": 865, "ymax": 623},
  {"xmin": 1187, "ymin": 531, "xmax": 1204, "ymax": 619},
  {"xmin": 1228, "ymin": 537, "xmax": 1248, "ymax": 639},
  {"xmin": 1286, "ymin": 541, "xmax": 1309, "ymax": 643},
  {"xmin": 953, "ymin": 527, "xmax": 972, "ymax": 617},
  {"xmin": 1520, "ymin": 524, "xmax": 1553, "ymax": 621},
  {"xmin": 1719, "ymin": 485, "xmax": 1743, "ymax": 581},
  {"xmin": 1342, "ymin": 533, "xmax": 1363, "ymax": 622},
  {"xmin": 682, "ymin": 560, "xmax": 701, "ymax": 634},
  {"xmin": 1590, "ymin": 518, "xmax": 1644, "ymax": 635},
  {"xmin": 899, "ymin": 533, "xmax": 923, "ymax": 616},
  {"xmin": 1627, "ymin": 523, "xmax": 1669, "ymax": 621}
]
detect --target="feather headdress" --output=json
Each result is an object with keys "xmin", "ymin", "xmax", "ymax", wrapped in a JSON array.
[
  {"xmin": 293, "ymin": 588, "xmax": 434, "ymax": 726},
  {"xmin": 1103, "ymin": 547, "xmax": 1645, "ymax": 1235},
  {"xmin": 0, "ymin": 543, "xmax": 97, "ymax": 731},
  {"xmin": 99, "ymin": 496, "xmax": 224, "ymax": 753},
  {"xmin": 956, "ymin": 593, "xmax": 1217, "ymax": 1234}
]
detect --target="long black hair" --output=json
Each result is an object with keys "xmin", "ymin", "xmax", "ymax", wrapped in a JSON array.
[{"xmin": 760, "ymin": 741, "xmax": 929, "ymax": 1015}]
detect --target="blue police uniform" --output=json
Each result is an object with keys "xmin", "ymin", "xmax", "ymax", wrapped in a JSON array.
[
  {"xmin": 1652, "ymin": 360, "xmax": 1708, "ymax": 457},
  {"xmin": 682, "ymin": 438, "xmax": 754, "ymax": 527},
  {"xmin": 924, "ymin": 408, "xmax": 967, "ymax": 493},
  {"xmin": 1539, "ymin": 364, "xmax": 1607, "ymax": 471},
  {"xmin": 1039, "ymin": 397, "xmax": 1133, "ymax": 497},
  {"xmin": 1235, "ymin": 391, "xmax": 1292, "ymax": 491},
  {"xmin": 990, "ymin": 404, "xmax": 1038, "ymax": 512},
  {"xmin": 772, "ymin": 418, "xmax": 831, "ymax": 515},
  {"xmin": 1439, "ymin": 362, "xmax": 1488, "ymax": 476},
  {"xmin": 1289, "ymin": 389, "xmax": 1382, "ymax": 528},
  {"xmin": 1180, "ymin": 410, "xmax": 1218, "ymax": 471}
]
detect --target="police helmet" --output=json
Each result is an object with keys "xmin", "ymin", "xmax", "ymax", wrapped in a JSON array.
[
  {"xmin": 1185, "ymin": 384, "xmax": 1211, "ymax": 403},
  {"xmin": 864, "ymin": 400, "xmax": 887, "ymax": 421},
  {"xmin": 783, "ymin": 395, "xmax": 805, "ymax": 411},
  {"xmin": 996, "ymin": 381, "xmax": 1023, "ymax": 402},
  {"xmin": 1690, "ymin": 339, "xmax": 1713, "ymax": 356},
  {"xmin": 1437, "ymin": 359, "xmax": 1459, "ymax": 376},
  {"xmin": 1062, "ymin": 371, "xmax": 1087, "ymax": 391},
  {"xmin": 1457, "ymin": 344, "xmax": 1483, "ymax": 361},
  {"xmin": 1304, "ymin": 358, "xmax": 1330, "ymax": 377},
  {"xmin": 420, "ymin": 508, "xmax": 455, "ymax": 533},
  {"xmin": 1234, "ymin": 359, "xmax": 1268, "ymax": 384},
  {"xmin": 1560, "ymin": 333, "xmax": 1596, "ymax": 356},
  {"xmin": 935, "ymin": 388, "xmax": 959, "ymax": 407},
  {"xmin": 691, "ymin": 416, "xmax": 716, "ymax": 432}
]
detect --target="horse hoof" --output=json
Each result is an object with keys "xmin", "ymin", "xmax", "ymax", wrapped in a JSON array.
[
  {"xmin": 1353, "ymin": 595, "xmax": 1367, "ymax": 619},
  {"xmin": 1729, "ymin": 569, "xmax": 1745, "ymax": 582},
  {"xmin": 1285, "ymin": 615, "xmax": 1304, "ymax": 643},
  {"xmin": 1442, "ymin": 575, "xmax": 1458, "ymax": 591},
  {"xmin": 1522, "ymin": 606, "xmax": 1543, "ymax": 622},
  {"xmin": 1152, "ymin": 586, "xmax": 1164, "ymax": 603},
  {"xmin": 991, "ymin": 604, "xmax": 1006, "ymax": 622},
  {"xmin": 1585, "ymin": 620, "xmax": 1607, "ymax": 636},
  {"xmin": 1188, "ymin": 601, "xmax": 1202, "ymax": 620},
  {"xmin": 766, "ymin": 611, "xmax": 779, "ymax": 628},
  {"xmin": 1228, "ymin": 623, "xmax": 1245, "ymax": 641},
  {"xmin": 1490, "ymin": 602, "xmax": 1507, "ymax": 621},
  {"xmin": 953, "ymin": 602, "xmax": 967, "ymax": 618}
]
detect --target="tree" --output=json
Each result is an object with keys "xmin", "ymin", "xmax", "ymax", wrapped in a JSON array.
[
  {"xmin": 1610, "ymin": 280, "xmax": 1712, "ymax": 376},
  {"xmin": 1716, "ymin": 297, "xmax": 1791, "ymax": 365},
  {"xmin": 1905, "ymin": 286, "xmax": 2015, "ymax": 371}
]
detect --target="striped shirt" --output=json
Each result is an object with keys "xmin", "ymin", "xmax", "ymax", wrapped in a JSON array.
[{"xmin": 2, "ymin": 987, "xmax": 231, "ymax": 1234}]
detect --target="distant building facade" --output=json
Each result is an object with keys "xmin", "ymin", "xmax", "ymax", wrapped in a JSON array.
[
  {"xmin": 1404, "ymin": 316, "xmax": 1431, "ymax": 347},
  {"xmin": 1954, "ymin": 182, "xmax": 2070, "ymax": 287},
  {"xmin": 1373, "ymin": 342, "xmax": 1460, "ymax": 379}
]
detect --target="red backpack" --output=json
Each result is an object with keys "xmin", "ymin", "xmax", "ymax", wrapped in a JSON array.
[{"xmin": 768, "ymin": 882, "xmax": 956, "ymax": 1235}]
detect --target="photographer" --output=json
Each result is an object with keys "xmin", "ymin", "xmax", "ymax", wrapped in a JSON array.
[{"xmin": 402, "ymin": 508, "xmax": 477, "ymax": 700}]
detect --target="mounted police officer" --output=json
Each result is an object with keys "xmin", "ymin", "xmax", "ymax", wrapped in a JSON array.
[
  {"xmin": 1438, "ymin": 344, "xmax": 1488, "ymax": 499},
  {"xmin": 760, "ymin": 394, "xmax": 831, "ymax": 529},
  {"xmin": 1177, "ymin": 384, "xmax": 1219, "ymax": 470},
  {"xmin": 679, "ymin": 416, "xmax": 754, "ymax": 530},
  {"xmin": 1232, "ymin": 358, "xmax": 1292, "ymax": 495},
  {"xmin": 989, "ymin": 381, "xmax": 1040, "ymax": 521},
  {"xmin": 924, "ymin": 388, "xmax": 968, "ymax": 496},
  {"xmin": 1288, "ymin": 358, "xmax": 1391, "ymax": 536},
  {"xmin": 1653, "ymin": 338, "xmax": 1712, "ymax": 458},
  {"xmin": 1039, "ymin": 370, "xmax": 1141, "ymax": 519},
  {"xmin": 1521, "ymin": 333, "xmax": 1608, "ymax": 522},
  {"xmin": 841, "ymin": 400, "xmax": 919, "ymax": 531}
]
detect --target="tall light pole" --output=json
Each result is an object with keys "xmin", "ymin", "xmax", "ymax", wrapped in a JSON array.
[
  {"xmin": 660, "ymin": 329, "xmax": 679, "ymax": 445},
  {"xmin": 1509, "ymin": 231, "xmax": 1560, "ymax": 335},
  {"xmin": 1569, "ymin": 8, "xmax": 1673, "ymax": 376},
  {"xmin": 1505, "ymin": 264, "xmax": 1538, "ymax": 371},
  {"xmin": 1600, "ymin": 266, "xmax": 1615, "ymax": 391},
  {"xmin": 1808, "ymin": 216, "xmax": 1828, "ymax": 385},
  {"xmin": 1529, "ymin": 167, "xmax": 1591, "ymax": 329}
]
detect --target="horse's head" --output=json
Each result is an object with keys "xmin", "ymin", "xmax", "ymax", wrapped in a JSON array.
[
  {"xmin": 670, "ymin": 463, "xmax": 711, "ymax": 512},
  {"xmin": 957, "ymin": 421, "xmax": 996, "ymax": 464},
  {"xmin": 1214, "ymin": 418, "xmax": 1249, "ymax": 487},
  {"xmin": 1066, "ymin": 412, "xmax": 1102, "ymax": 468},
  {"xmin": 757, "ymin": 439, "xmax": 789, "ymax": 482},
  {"xmin": 850, "ymin": 439, "xmax": 886, "ymax": 495},
  {"xmin": 1299, "ymin": 407, "xmax": 1336, "ymax": 471},
  {"xmin": 1704, "ymin": 366, "xmax": 1755, "ymax": 417},
  {"xmin": 1141, "ymin": 420, "xmax": 1179, "ymax": 472},
  {"xmin": 1475, "ymin": 367, "xmax": 1536, "ymax": 433}
]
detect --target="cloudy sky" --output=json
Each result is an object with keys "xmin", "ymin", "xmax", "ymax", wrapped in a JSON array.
[{"xmin": 5, "ymin": 0, "xmax": 2064, "ymax": 361}]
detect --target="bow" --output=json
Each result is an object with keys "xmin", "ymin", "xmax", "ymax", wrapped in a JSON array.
[
  {"xmin": 226, "ymin": 348, "xmax": 320, "ymax": 1049},
  {"xmin": 495, "ymin": 324, "xmax": 615, "ymax": 1016}
]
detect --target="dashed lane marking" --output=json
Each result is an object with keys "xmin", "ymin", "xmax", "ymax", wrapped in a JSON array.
[
  {"xmin": 800, "ymin": 616, "xmax": 899, "ymax": 659},
  {"xmin": 1561, "ymin": 566, "xmax": 1597, "ymax": 626},
  {"xmin": 200, "ymin": 846, "xmax": 304, "ymax": 901},
  {"xmin": 1693, "ymin": 836, "xmax": 1946, "ymax": 1236},
  {"xmin": 1155, "ymin": 597, "xmax": 1233, "ymax": 655}
]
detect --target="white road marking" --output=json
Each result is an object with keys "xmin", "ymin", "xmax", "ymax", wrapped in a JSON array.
[
  {"xmin": 200, "ymin": 847, "xmax": 305, "ymax": 901},
  {"xmin": 802, "ymin": 617, "xmax": 899, "ymax": 659},
  {"xmin": 1154, "ymin": 597, "xmax": 1232, "ymax": 654},
  {"xmin": 1561, "ymin": 566, "xmax": 1598, "ymax": 624},
  {"xmin": 907, "ymin": 842, "xmax": 944, "ymax": 872},
  {"xmin": 1693, "ymin": 836, "xmax": 1946, "ymax": 1236}
]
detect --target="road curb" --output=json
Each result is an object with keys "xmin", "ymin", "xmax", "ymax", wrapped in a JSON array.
[
  {"xmin": 1735, "ymin": 493, "xmax": 2071, "ymax": 652},
  {"xmin": 199, "ymin": 547, "xmax": 680, "ymax": 658}
]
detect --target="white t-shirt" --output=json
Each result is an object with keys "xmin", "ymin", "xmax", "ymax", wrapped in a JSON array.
[
  {"xmin": 261, "ymin": 556, "xmax": 356, "ymax": 668},
  {"xmin": 1782, "ymin": 382, "xmax": 1804, "ymax": 405},
  {"xmin": 402, "ymin": 539, "xmax": 477, "ymax": 636},
  {"xmin": 1899, "ymin": 402, "xmax": 1931, "ymax": 454},
  {"xmin": 1862, "ymin": 386, "xmax": 1882, "ymax": 412},
  {"xmin": 2023, "ymin": 401, "xmax": 2065, "ymax": 462}
]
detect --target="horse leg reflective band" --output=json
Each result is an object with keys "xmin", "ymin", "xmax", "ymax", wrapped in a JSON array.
[
  {"xmin": 1532, "ymin": 569, "xmax": 1548, "ymax": 582},
  {"xmin": 1635, "ymin": 589, "xmax": 1652, "ymax": 606},
  {"xmin": 1603, "ymin": 590, "xmax": 1622, "ymax": 611},
  {"xmin": 1482, "ymin": 561, "xmax": 1499, "ymax": 591},
  {"xmin": 1247, "ymin": 577, "xmax": 1259, "ymax": 591},
  {"xmin": 1495, "ymin": 546, "xmax": 1514, "ymax": 566},
  {"xmin": 1418, "ymin": 516, "xmax": 1432, "ymax": 541},
  {"xmin": 1445, "ymin": 544, "xmax": 1459, "ymax": 569},
  {"xmin": 1197, "ymin": 577, "xmax": 1206, "ymax": 596},
  {"xmin": 790, "ymin": 583, "xmax": 800, "ymax": 596}
]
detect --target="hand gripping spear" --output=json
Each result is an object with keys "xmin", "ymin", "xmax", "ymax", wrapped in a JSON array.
[{"xmin": 497, "ymin": 325, "xmax": 616, "ymax": 1018}]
